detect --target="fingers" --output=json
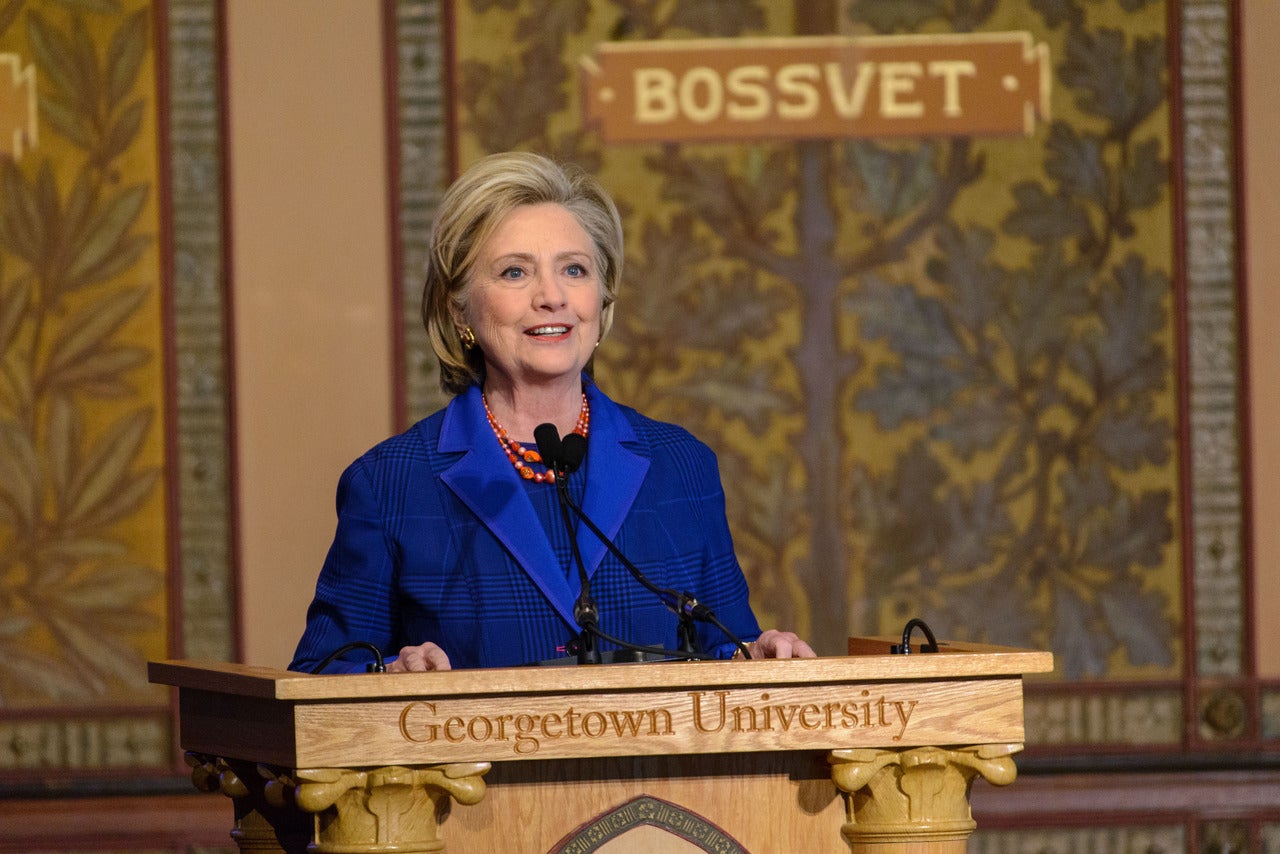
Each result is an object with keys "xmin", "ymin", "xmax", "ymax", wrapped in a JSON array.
[
  {"xmin": 752, "ymin": 629, "xmax": 817, "ymax": 660},
  {"xmin": 790, "ymin": 638, "xmax": 817, "ymax": 658},
  {"xmin": 388, "ymin": 642, "xmax": 452, "ymax": 672}
]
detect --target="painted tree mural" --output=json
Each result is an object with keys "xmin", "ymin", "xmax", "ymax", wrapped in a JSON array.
[{"xmin": 452, "ymin": 0, "xmax": 1179, "ymax": 678}]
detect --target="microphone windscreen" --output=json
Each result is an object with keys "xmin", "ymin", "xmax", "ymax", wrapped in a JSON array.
[
  {"xmin": 561, "ymin": 433, "xmax": 587, "ymax": 473},
  {"xmin": 534, "ymin": 423, "xmax": 562, "ymax": 467}
]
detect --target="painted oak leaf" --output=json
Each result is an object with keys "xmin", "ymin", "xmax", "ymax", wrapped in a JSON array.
[
  {"xmin": 1002, "ymin": 181, "xmax": 1092, "ymax": 242},
  {"xmin": 937, "ymin": 480, "xmax": 1014, "ymax": 574},
  {"xmin": 1058, "ymin": 459, "xmax": 1117, "ymax": 529},
  {"xmin": 1091, "ymin": 254, "xmax": 1169, "ymax": 395},
  {"xmin": 677, "ymin": 267, "xmax": 788, "ymax": 348},
  {"xmin": 926, "ymin": 221, "xmax": 1003, "ymax": 331},
  {"xmin": 848, "ymin": 141, "xmax": 938, "ymax": 220},
  {"xmin": 942, "ymin": 571, "xmax": 1041, "ymax": 649},
  {"xmin": 854, "ymin": 442, "xmax": 951, "ymax": 586},
  {"xmin": 722, "ymin": 452, "xmax": 803, "ymax": 548},
  {"xmin": 847, "ymin": 0, "xmax": 949, "ymax": 33},
  {"xmin": 1030, "ymin": 0, "xmax": 1084, "ymax": 29},
  {"xmin": 624, "ymin": 215, "xmax": 706, "ymax": 315},
  {"xmin": 1098, "ymin": 576, "xmax": 1175, "ymax": 669},
  {"xmin": 668, "ymin": 0, "xmax": 766, "ymax": 37},
  {"xmin": 849, "ymin": 276, "xmax": 967, "ymax": 427},
  {"xmin": 648, "ymin": 152, "xmax": 788, "ymax": 249},
  {"xmin": 515, "ymin": 0, "xmax": 590, "ymax": 39},
  {"xmin": 1045, "ymin": 122, "xmax": 1109, "ymax": 206},
  {"xmin": 1093, "ymin": 398, "xmax": 1173, "ymax": 471},
  {"xmin": 857, "ymin": 353, "xmax": 968, "ymax": 429},
  {"xmin": 1052, "ymin": 585, "xmax": 1114, "ymax": 679},
  {"xmin": 849, "ymin": 275, "xmax": 963, "ymax": 359},
  {"xmin": 1080, "ymin": 489, "xmax": 1172, "ymax": 573},
  {"xmin": 928, "ymin": 392, "xmax": 1012, "ymax": 461},
  {"xmin": 673, "ymin": 365, "xmax": 790, "ymax": 435},
  {"xmin": 459, "ymin": 60, "xmax": 565, "ymax": 152},
  {"xmin": 1122, "ymin": 137, "xmax": 1167, "ymax": 211},
  {"xmin": 999, "ymin": 245, "xmax": 1092, "ymax": 364},
  {"xmin": 1060, "ymin": 27, "xmax": 1165, "ymax": 134}
]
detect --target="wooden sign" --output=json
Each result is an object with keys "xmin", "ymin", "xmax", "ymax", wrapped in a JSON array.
[
  {"xmin": 0, "ymin": 53, "xmax": 38, "ymax": 158},
  {"xmin": 580, "ymin": 33, "xmax": 1050, "ymax": 143}
]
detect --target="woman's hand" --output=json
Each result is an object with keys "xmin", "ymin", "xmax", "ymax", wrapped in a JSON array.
[
  {"xmin": 739, "ymin": 629, "xmax": 816, "ymax": 660},
  {"xmin": 387, "ymin": 642, "xmax": 452, "ymax": 671}
]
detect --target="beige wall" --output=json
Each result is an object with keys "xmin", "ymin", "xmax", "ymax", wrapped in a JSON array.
[
  {"xmin": 225, "ymin": 1, "xmax": 393, "ymax": 667},
  {"xmin": 224, "ymin": 3, "xmax": 1279, "ymax": 673},
  {"xmin": 1243, "ymin": 0, "xmax": 1279, "ymax": 677}
]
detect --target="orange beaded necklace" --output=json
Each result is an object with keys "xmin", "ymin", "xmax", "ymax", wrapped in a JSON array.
[{"xmin": 482, "ymin": 392, "xmax": 590, "ymax": 484}]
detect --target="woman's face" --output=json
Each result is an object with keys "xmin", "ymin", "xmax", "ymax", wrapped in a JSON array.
[{"xmin": 462, "ymin": 203, "xmax": 604, "ymax": 393}]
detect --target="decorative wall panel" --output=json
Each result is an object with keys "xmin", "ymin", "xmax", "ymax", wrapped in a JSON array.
[{"xmin": 0, "ymin": 0, "xmax": 234, "ymax": 786}]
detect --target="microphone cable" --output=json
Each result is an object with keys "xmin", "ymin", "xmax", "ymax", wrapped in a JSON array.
[{"xmin": 309, "ymin": 641, "xmax": 387, "ymax": 674}]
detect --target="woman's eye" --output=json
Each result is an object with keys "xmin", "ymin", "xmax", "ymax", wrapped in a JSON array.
[
  {"xmin": 499, "ymin": 266, "xmax": 525, "ymax": 280},
  {"xmin": 565, "ymin": 263, "xmax": 587, "ymax": 277}
]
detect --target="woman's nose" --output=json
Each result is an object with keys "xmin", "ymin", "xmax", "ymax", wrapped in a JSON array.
[{"xmin": 533, "ymin": 270, "xmax": 568, "ymax": 307}]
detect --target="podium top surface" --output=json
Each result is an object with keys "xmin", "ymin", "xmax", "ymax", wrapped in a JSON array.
[{"xmin": 149, "ymin": 639, "xmax": 1052, "ymax": 702}]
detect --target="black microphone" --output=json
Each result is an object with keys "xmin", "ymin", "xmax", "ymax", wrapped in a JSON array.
[
  {"xmin": 561, "ymin": 431, "xmax": 587, "ymax": 474},
  {"xmin": 533, "ymin": 423, "xmax": 563, "ymax": 470},
  {"xmin": 536, "ymin": 423, "xmax": 600, "ymax": 664}
]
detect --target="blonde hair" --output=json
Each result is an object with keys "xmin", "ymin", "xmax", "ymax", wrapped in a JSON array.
[{"xmin": 422, "ymin": 152, "xmax": 624, "ymax": 395}]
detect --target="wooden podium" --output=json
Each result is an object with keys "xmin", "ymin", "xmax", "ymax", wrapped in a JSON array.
[{"xmin": 149, "ymin": 639, "xmax": 1051, "ymax": 853}]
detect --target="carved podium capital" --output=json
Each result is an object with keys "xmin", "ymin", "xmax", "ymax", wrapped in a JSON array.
[
  {"xmin": 185, "ymin": 752, "xmax": 490, "ymax": 854},
  {"xmin": 283, "ymin": 762, "xmax": 489, "ymax": 853},
  {"xmin": 829, "ymin": 743, "xmax": 1022, "ymax": 849}
]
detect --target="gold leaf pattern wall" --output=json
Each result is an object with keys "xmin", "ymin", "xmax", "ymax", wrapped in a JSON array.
[
  {"xmin": 0, "ymin": 1, "xmax": 167, "ymax": 709},
  {"xmin": 450, "ymin": 0, "xmax": 1182, "ymax": 679}
]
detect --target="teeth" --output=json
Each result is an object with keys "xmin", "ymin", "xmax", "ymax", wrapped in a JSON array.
[{"xmin": 528, "ymin": 326, "xmax": 568, "ymax": 336}]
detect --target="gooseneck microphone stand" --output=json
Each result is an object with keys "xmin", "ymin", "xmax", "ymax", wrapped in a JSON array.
[
  {"xmin": 536, "ymin": 424, "xmax": 601, "ymax": 664},
  {"xmin": 555, "ymin": 430, "xmax": 752, "ymax": 662}
]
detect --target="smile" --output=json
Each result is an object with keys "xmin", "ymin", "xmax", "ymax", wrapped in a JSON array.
[{"xmin": 526, "ymin": 325, "xmax": 570, "ymax": 336}]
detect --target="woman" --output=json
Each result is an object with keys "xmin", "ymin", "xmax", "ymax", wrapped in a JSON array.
[{"xmin": 290, "ymin": 152, "xmax": 813, "ymax": 672}]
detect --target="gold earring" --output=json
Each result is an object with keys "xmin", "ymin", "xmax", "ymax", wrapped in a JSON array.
[{"xmin": 459, "ymin": 327, "xmax": 477, "ymax": 349}]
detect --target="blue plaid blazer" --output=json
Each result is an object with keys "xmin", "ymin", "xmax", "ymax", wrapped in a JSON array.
[{"xmin": 289, "ymin": 381, "xmax": 761, "ymax": 672}]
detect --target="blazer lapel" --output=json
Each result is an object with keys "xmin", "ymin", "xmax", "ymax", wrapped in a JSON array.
[
  {"xmin": 576, "ymin": 383, "xmax": 650, "ymax": 580},
  {"xmin": 438, "ymin": 386, "xmax": 579, "ymax": 627}
]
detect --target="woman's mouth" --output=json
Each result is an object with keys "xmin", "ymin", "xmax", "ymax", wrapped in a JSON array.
[{"xmin": 525, "ymin": 325, "xmax": 570, "ymax": 337}]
